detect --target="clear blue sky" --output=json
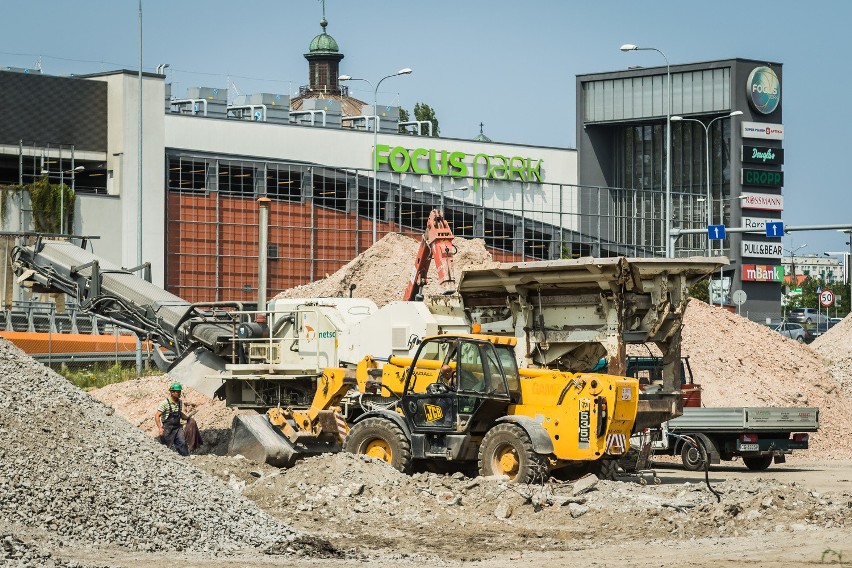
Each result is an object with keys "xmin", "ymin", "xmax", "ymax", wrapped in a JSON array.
[{"xmin": 3, "ymin": 1, "xmax": 850, "ymax": 258}]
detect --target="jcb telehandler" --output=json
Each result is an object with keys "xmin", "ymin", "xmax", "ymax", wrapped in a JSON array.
[{"xmin": 234, "ymin": 332, "xmax": 639, "ymax": 482}]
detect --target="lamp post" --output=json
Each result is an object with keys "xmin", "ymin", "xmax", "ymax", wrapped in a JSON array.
[
  {"xmin": 784, "ymin": 242, "xmax": 807, "ymax": 301},
  {"xmin": 339, "ymin": 68, "xmax": 413, "ymax": 244},
  {"xmin": 671, "ymin": 111, "xmax": 743, "ymax": 255},
  {"xmin": 621, "ymin": 44, "xmax": 672, "ymax": 257}
]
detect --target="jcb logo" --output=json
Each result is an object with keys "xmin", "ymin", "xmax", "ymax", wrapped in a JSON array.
[{"xmin": 424, "ymin": 404, "xmax": 444, "ymax": 422}]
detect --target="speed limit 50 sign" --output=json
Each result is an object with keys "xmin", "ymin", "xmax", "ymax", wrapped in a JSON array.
[{"xmin": 819, "ymin": 290, "xmax": 835, "ymax": 308}]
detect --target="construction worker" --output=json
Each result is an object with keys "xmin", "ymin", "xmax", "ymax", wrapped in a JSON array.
[{"xmin": 154, "ymin": 382, "xmax": 189, "ymax": 456}]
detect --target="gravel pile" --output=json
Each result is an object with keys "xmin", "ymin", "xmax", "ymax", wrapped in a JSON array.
[
  {"xmin": 1, "ymin": 533, "xmax": 104, "ymax": 567},
  {"xmin": 0, "ymin": 339, "xmax": 306, "ymax": 555}
]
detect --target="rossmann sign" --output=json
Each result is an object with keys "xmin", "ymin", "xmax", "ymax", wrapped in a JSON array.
[
  {"xmin": 742, "ymin": 264, "xmax": 785, "ymax": 283},
  {"xmin": 374, "ymin": 144, "xmax": 544, "ymax": 183}
]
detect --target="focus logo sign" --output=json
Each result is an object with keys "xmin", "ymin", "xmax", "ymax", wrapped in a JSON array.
[
  {"xmin": 747, "ymin": 66, "xmax": 781, "ymax": 115},
  {"xmin": 424, "ymin": 404, "xmax": 444, "ymax": 422},
  {"xmin": 578, "ymin": 398, "xmax": 591, "ymax": 449}
]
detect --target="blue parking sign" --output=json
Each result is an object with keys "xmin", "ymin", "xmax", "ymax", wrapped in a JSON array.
[
  {"xmin": 765, "ymin": 221, "xmax": 784, "ymax": 238},
  {"xmin": 707, "ymin": 225, "xmax": 726, "ymax": 240}
]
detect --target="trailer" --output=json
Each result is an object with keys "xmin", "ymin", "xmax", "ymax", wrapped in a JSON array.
[{"xmin": 653, "ymin": 406, "xmax": 819, "ymax": 470}]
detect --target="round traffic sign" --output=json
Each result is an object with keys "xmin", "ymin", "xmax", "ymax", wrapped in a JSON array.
[
  {"xmin": 732, "ymin": 289, "xmax": 747, "ymax": 306},
  {"xmin": 820, "ymin": 290, "xmax": 835, "ymax": 308}
]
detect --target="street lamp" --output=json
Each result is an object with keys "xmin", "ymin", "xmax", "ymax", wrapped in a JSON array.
[
  {"xmin": 339, "ymin": 68, "xmax": 413, "ymax": 244},
  {"xmin": 671, "ymin": 111, "xmax": 743, "ymax": 255},
  {"xmin": 784, "ymin": 242, "xmax": 807, "ymax": 288},
  {"xmin": 621, "ymin": 44, "xmax": 672, "ymax": 257}
]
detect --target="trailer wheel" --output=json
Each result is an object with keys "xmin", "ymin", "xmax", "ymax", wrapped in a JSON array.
[
  {"xmin": 478, "ymin": 423, "xmax": 548, "ymax": 483},
  {"xmin": 681, "ymin": 442, "xmax": 706, "ymax": 471},
  {"xmin": 344, "ymin": 417, "xmax": 412, "ymax": 474},
  {"xmin": 743, "ymin": 455, "xmax": 773, "ymax": 471}
]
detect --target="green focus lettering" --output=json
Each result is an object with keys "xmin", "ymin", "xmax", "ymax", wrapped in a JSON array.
[
  {"xmin": 526, "ymin": 158, "xmax": 543, "ymax": 182},
  {"xmin": 489, "ymin": 155, "xmax": 510, "ymax": 180},
  {"xmin": 375, "ymin": 144, "xmax": 391, "ymax": 170},
  {"xmin": 472, "ymin": 153, "xmax": 491, "ymax": 182},
  {"xmin": 509, "ymin": 157, "xmax": 527, "ymax": 182},
  {"xmin": 389, "ymin": 146, "xmax": 411, "ymax": 173},
  {"xmin": 410, "ymin": 148, "xmax": 429, "ymax": 174},
  {"xmin": 448, "ymin": 152, "xmax": 468, "ymax": 177},
  {"xmin": 428, "ymin": 149, "xmax": 449, "ymax": 175}
]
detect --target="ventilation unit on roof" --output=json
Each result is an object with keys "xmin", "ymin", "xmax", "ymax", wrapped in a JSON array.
[
  {"xmin": 291, "ymin": 98, "xmax": 341, "ymax": 128},
  {"xmin": 228, "ymin": 93, "xmax": 290, "ymax": 124},
  {"xmin": 170, "ymin": 87, "xmax": 228, "ymax": 118},
  {"xmin": 3, "ymin": 67, "xmax": 42, "ymax": 75},
  {"xmin": 362, "ymin": 105, "xmax": 400, "ymax": 134}
]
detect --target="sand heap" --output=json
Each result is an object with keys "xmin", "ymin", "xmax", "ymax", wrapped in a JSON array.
[
  {"xmin": 811, "ymin": 314, "xmax": 852, "ymax": 398},
  {"xmin": 680, "ymin": 300, "xmax": 852, "ymax": 458},
  {"xmin": 90, "ymin": 375, "xmax": 251, "ymax": 455},
  {"xmin": 275, "ymin": 232, "xmax": 497, "ymax": 307}
]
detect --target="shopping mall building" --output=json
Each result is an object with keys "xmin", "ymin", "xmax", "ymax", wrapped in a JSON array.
[{"xmin": 0, "ymin": 16, "xmax": 785, "ymax": 320}]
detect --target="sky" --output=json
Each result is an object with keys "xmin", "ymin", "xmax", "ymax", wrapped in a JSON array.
[{"xmin": 3, "ymin": 0, "xmax": 851, "ymax": 258}]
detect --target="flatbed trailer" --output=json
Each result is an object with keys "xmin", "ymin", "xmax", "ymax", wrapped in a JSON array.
[{"xmin": 652, "ymin": 406, "xmax": 819, "ymax": 471}]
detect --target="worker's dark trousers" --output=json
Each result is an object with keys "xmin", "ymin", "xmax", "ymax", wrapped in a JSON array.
[{"xmin": 161, "ymin": 420, "xmax": 189, "ymax": 456}]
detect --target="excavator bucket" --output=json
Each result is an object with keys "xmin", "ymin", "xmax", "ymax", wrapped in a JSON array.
[
  {"xmin": 228, "ymin": 414, "xmax": 344, "ymax": 467},
  {"xmin": 229, "ymin": 414, "xmax": 302, "ymax": 468}
]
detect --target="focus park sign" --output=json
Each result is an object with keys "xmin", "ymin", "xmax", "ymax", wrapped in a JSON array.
[{"xmin": 374, "ymin": 144, "xmax": 544, "ymax": 183}]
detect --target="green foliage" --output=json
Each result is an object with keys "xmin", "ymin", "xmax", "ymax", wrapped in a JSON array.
[
  {"xmin": 29, "ymin": 176, "xmax": 75, "ymax": 233},
  {"xmin": 784, "ymin": 275, "xmax": 850, "ymax": 318},
  {"xmin": 58, "ymin": 361, "xmax": 159, "ymax": 390},
  {"xmin": 413, "ymin": 102, "xmax": 440, "ymax": 137},
  {"xmin": 688, "ymin": 278, "xmax": 710, "ymax": 303}
]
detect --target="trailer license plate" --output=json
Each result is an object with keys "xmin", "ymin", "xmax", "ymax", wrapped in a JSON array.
[{"xmin": 739, "ymin": 443, "xmax": 759, "ymax": 451}]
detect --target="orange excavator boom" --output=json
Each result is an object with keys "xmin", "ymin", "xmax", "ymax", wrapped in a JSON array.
[{"xmin": 402, "ymin": 209, "xmax": 456, "ymax": 301}]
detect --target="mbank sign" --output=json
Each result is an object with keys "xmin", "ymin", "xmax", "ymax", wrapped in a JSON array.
[{"xmin": 374, "ymin": 144, "xmax": 544, "ymax": 183}]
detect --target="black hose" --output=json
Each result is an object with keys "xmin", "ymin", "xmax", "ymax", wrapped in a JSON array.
[{"xmin": 669, "ymin": 433, "xmax": 722, "ymax": 502}]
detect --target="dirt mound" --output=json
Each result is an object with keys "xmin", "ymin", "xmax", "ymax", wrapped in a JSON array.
[
  {"xmin": 275, "ymin": 232, "xmax": 496, "ymax": 307},
  {"xmin": 680, "ymin": 300, "xmax": 852, "ymax": 458},
  {"xmin": 90, "ymin": 375, "xmax": 250, "ymax": 455},
  {"xmin": 811, "ymin": 313, "xmax": 852, "ymax": 398}
]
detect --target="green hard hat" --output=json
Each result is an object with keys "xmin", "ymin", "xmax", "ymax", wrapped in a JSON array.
[{"xmin": 169, "ymin": 382, "xmax": 182, "ymax": 392}]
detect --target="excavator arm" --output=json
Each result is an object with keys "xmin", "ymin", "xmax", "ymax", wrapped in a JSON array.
[{"xmin": 402, "ymin": 209, "xmax": 456, "ymax": 301}]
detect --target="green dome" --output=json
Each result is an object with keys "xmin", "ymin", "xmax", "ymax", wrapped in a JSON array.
[{"xmin": 309, "ymin": 18, "xmax": 339, "ymax": 53}]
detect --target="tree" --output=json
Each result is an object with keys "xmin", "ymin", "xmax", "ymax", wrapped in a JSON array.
[
  {"xmin": 397, "ymin": 107, "xmax": 410, "ymax": 133},
  {"xmin": 688, "ymin": 278, "xmax": 710, "ymax": 304},
  {"xmin": 413, "ymin": 102, "xmax": 440, "ymax": 137}
]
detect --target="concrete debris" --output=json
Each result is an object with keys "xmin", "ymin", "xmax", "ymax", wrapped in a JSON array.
[{"xmin": 571, "ymin": 474, "xmax": 600, "ymax": 496}]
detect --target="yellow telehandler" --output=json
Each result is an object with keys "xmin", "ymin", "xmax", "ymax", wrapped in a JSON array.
[{"xmin": 233, "ymin": 332, "xmax": 638, "ymax": 482}]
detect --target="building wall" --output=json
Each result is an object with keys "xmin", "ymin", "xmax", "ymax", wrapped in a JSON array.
[{"xmin": 577, "ymin": 58, "xmax": 785, "ymax": 321}]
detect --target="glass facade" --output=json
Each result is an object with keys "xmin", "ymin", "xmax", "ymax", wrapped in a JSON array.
[{"xmin": 613, "ymin": 118, "xmax": 733, "ymax": 256}]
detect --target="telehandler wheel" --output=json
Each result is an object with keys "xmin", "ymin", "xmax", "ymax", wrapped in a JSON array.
[
  {"xmin": 343, "ymin": 417, "xmax": 412, "ymax": 474},
  {"xmin": 680, "ymin": 442, "xmax": 706, "ymax": 471},
  {"xmin": 478, "ymin": 423, "xmax": 548, "ymax": 484},
  {"xmin": 742, "ymin": 455, "xmax": 773, "ymax": 471}
]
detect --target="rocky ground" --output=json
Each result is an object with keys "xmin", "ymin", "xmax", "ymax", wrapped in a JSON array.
[{"xmin": 4, "ymin": 236, "xmax": 852, "ymax": 566}]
